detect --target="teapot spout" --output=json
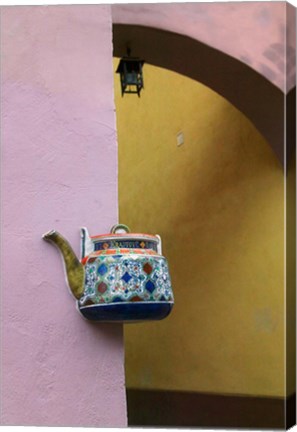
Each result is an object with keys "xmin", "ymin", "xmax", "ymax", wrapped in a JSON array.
[{"xmin": 43, "ymin": 230, "xmax": 84, "ymax": 300}]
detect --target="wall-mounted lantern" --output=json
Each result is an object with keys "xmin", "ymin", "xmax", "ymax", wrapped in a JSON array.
[
  {"xmin": 42, "ymin": 224, "xmax": 174, "ymax": 323},
  {"xmin": 116, "ymin": 50, "xmax": 145, "ymax": 97}
]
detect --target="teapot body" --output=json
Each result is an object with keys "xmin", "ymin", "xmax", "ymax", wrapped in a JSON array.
[{"xmin": 78, "ymin": 226, "xmax": 174, "ymax": 322}]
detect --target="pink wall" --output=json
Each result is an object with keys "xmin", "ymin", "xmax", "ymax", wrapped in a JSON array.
[
  {"xmin": 112, "ymin": 1, "xmax": 296, "ymax": 93},
  {"xmin": 1, "ymin": 6, "xmax": 127, "ymax": 427}
]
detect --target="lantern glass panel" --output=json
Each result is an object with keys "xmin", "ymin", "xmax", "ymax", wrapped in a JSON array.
[{"xmin": 126, "ymin": 71, "xmax": 138, "ymax": 84}]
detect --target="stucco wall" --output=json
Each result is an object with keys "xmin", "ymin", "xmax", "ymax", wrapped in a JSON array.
[
  {"xmin": 115, "ymin": 61, "xmax": 285, "ymax": 397},
  {"xmin": 1, "ymin": 6, "xmax": 127, "ymax": 426}
]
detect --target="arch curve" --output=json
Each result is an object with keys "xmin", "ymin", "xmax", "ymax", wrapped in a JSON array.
[{"xmin": 113, "ymin": 23, "xmax": 290, "ymax": 165}]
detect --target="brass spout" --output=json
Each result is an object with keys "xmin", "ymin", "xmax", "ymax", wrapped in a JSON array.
[{"xmin": 43, "ymin": 230, "xmax": 84, "ymax": 300}]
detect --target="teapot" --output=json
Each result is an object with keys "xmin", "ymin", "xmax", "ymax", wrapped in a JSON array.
[{"xmin": 42, "ymin": 224, "xmax": 174, "ymax": 322}]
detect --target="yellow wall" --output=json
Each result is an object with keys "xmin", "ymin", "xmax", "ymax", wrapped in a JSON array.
[
  {"xmin": 286, "ymin": 151, "xmax": 296, "ymax": 396},
  {"xmin": 114, "ymin": 59, "xmax": 285, "ymax": 397}
]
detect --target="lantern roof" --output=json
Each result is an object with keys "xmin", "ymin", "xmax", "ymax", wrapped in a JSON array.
[{"xmin": 116, "ymin": 57, "xmax": 145, "ymax": 73}]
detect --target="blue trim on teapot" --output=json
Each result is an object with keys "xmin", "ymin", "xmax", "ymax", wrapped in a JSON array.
[
  {"xmin": 79, "ymin": 301, "xmax": 173, "ymax": 322},
  {"xmin": 93, "ymin": 239, "xmax": 158, "ymax": 251}
]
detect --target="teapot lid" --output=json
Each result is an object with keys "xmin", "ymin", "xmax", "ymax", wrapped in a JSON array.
[{"xmin": 90, "ymin": 224, "xmax": 159, "ymax": 242}]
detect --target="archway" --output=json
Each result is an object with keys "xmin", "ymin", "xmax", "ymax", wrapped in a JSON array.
[
  {"xmin": 112, "ymin": 9, "xmax": 295, "ymax": 427},
  {"xmin": 113, "ymin": 60, "xmax": 286, "ymax": 428},
  {"xmin": 113, "ymin": 23, "xmax": 295, "ymax": 166}
]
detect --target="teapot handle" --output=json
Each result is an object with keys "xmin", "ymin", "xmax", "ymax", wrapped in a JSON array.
[{"xmin": 110, "ymin": 224, "xmax": 130, "ymax": 234}]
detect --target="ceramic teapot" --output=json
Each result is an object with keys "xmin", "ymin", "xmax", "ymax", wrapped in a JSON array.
[{"xmin": 42, "ymin": 224, "xmax": 174, "ymax": 322}]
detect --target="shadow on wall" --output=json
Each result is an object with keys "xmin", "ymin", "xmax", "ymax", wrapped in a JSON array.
[{"xmin": 126, "ymin": 388, "xmax": 295, "ymax": 429}]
